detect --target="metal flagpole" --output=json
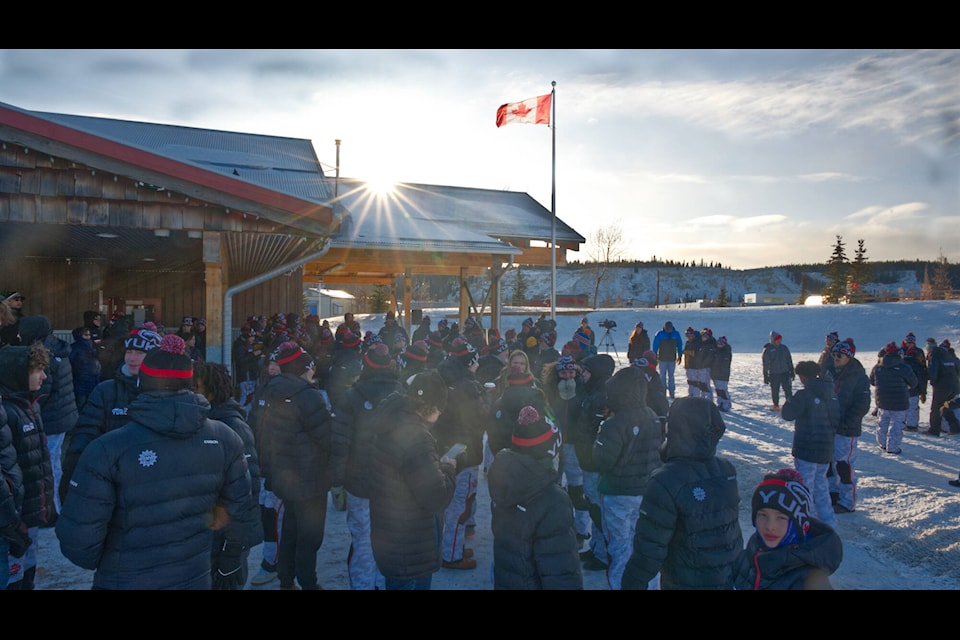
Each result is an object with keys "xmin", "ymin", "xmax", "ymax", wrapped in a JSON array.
[{"xmin": 550, "ymin": 81, "xmax": 557, "ymax": 320}]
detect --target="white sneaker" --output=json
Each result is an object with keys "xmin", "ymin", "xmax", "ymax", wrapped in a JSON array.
[{"xmin": 250, "ymin": 567, "xmax": 278, "ymax": 586}]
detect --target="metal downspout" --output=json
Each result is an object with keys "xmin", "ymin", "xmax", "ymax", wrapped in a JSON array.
[{"xmin": 222, "ymin": 237, "xmax": 332, "ymax": 373}]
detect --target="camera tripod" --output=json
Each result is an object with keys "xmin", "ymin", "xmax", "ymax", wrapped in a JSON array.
[{"xmin": 599, "ymin": 327, "xmax": 620, "ymax": 364}]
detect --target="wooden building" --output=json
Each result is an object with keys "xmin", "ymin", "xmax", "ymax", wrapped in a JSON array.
[{"xmin": 0, "ymin": 100, "xmax": 584, "ymax": 368}]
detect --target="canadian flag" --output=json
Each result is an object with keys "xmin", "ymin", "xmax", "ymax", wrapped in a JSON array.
[{"xmin": 496, "ymin": 94, "xmax": 552, "ymax": 128}]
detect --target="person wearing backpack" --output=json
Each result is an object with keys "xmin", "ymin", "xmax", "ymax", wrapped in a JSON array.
[
  {"xmin": 330, "ymin": 342, "xmax": 404, "ymax": 590},
  {"xmin": 780, "ymin": 361, "xmax": 840, "ymax": 531}
]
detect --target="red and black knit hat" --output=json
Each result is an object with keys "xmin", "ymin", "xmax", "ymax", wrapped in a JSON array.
[
  {"xmin": 398, "ymin": 343, "xmax": 428, "ymax": 371},
  {"xmin": 447, "ymin": 337, "xmax": 478, "ymax": 367},
  {"xmin": 139, "ymin": 334, "xmax": 193, "ymax": 391},
  {"xmin": 124, "ymin": 328, "xmax": 162, "ymax": 353},
  {"xmin": 338, "ymin": 329, "xmax": 361, "ymax": 349},
  {"xmin": 751, "ymin": 468, "xmax": 813, "ymax": 546},
  {"xmin": 363, "ymin": 342, "xmax": 394, "ymax": 370},
  {"xmin": 271, "ymin": 340, "xmax": 315, "ymax": 374},
  {"xmin": 511, "ymin": 406, "xmax": 562, "ymax": 461},
  {"xmin": 427, "ymin": 331, "xmax": 444, "ymax": 350}
]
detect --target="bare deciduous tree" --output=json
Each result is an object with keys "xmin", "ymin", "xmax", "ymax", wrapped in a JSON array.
[{"xmin": 587, "ymin": 221, "xmax": 625, "ymax": 309}]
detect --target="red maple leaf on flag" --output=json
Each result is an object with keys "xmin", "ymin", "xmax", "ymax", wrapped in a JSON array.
[{"xmin": 511, "ymin": 102, "xmax": 532, "ymax": 118}]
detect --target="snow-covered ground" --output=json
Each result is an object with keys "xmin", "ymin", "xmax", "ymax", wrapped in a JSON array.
[{"xmin": 33, "ymin": 299, "xmax": 960, "ymax": 589}]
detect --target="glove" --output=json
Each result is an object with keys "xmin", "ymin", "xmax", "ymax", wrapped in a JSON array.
[
  {"xmin": 920, "ymin": 393, "xmax": 926, "ymax": 404},
  {"xmin": 763, "ymin": 376, "xmax": 769, "ymax": 385},
  {"xmin": 211, "ymin": 540, "xmax": 245, "ymax": 590},
  {"xmin": 1, "ymin": 521, "xmax": 32, "ymax": 558}
]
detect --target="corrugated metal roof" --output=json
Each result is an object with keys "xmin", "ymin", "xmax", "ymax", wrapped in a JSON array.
[
  {"xmin": 329, "ymin": 179, "xmax": 583, "ymax": 256},
  {"xmin": 30, "ymin": 110, "xmax": 333, "ymax": 206}
]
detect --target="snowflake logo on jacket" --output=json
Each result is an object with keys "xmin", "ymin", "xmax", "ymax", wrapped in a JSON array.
[
  {"xmin": 138, "ymin": 449, "xmax": 158, "ymax": 467},
  {"xmin": 692, "ymin": 486, "xmax": 706, "ymax": 501}
]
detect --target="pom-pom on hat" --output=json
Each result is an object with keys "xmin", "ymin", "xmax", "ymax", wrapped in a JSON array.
[
  {"xmin": 685, "ymin": 326, "xmax": 696, "ymax": 336},
  {"xmin": 904, "ymin": 332, "xmax": 916, "ymax": 345},
  {"xmin": 408, "ymin": 370, "xmax": 448, "ymax": 413},
  {"xmin": 139, "ymin": 334, "xmax": 193, "ymax": 391},
  {"xmin": 363, "ymin": 342, "xmax": 394, "ymax": 370},
  {"xmin": 511, "ymin": 406, "xmax": 562, "ymax": 461},
  {"xmin": 701, "ymin": 327, "xmax": 712, "ymax": 337},
  {"xmin": 124, "ymin": 328, "xmax": 162, "ymax": 353},
  {"xmin": 770, "ymin": 331, "xmax": 782, "ymax": 342},
  {"xmin": 271, "ymin": 340, "xmax": 315, "ymax": 374},
  {"xmin": 751, "ymin": 468, "xmax": 813, "ymax": 547},
  {"xmin": 884, "ymin": 341, "xmax": 900, "ymax": 355},
  {"xmin": 639, "ymin": 349, "xmax": 658, "ymax": 369}
]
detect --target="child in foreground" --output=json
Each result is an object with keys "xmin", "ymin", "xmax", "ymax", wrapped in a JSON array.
[{"xmin": 729, "ymin": 468, "xmax": 843, "ymax": 590}]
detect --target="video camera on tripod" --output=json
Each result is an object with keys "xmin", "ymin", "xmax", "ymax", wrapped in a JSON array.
[{"xmin": 598, "ymin": 319, "xmax": 617, "ymax": 331}]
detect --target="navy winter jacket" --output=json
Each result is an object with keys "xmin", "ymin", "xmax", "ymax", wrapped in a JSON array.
[
  {"xmin": 55, "ymin": 389, "xmax": 254, "ymax": 590},
  {"xmin": 0, "ymin": 346, "xmax": 55, "ymax": 528},
  {"xmin": 870, "ymin": 354, "xmax": 919, "ymax": 411},
  {"xmin": 488, "ymin": 449, "xmax": 583, "ymax": 590},
  {"xmin": 621, "ymin": 397, "xmax": 742, "ymax": 590},
  {"xmin": 781, "ymin": 378, "xmax": 838, "ymax": 464}
]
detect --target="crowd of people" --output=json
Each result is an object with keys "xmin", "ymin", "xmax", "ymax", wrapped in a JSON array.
[{"xmin": 3, "ymin": 288, "xmax": 960, "ymax": 590}]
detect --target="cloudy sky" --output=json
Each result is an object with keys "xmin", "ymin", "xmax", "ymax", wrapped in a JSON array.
[{"xmin": 2, "ymin": 49, "xmax": 957, "ymax": 269}]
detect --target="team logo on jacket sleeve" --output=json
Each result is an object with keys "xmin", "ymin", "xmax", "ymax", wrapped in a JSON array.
[{"xmin": 138, "ymin": 449, "xmax": 158, "ymax": 467}]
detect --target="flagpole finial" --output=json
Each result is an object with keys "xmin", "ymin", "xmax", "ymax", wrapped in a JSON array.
[{"xmin": 551, "ymin": 81, "xmax": 556, "ymax": 88}]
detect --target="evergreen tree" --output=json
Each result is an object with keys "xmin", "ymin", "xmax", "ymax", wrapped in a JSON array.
[
  {"xmin": 848, "ymin": 238, "xmax": 873, "ymax": 303},
  {"xmin": 511, "ymin": 266, "xmax": 528, "ymax": 305},
  {"xmin": 717, "ymin": 285, "xmax": 728, "ymax": 307},
  {"xmin": 932, "ymin": 251, "xmax": 953, "ymax": 300},
  {"xmin": 798, "ymin": 272, "xmax": 809, "ymax": 305},
  {"xmin": 824, "ymin": 235, "xmax": 849, "ymax": 304},
  {"xmin": 369, "ymin": 284, "xmax": 391, "ymax": 313}
]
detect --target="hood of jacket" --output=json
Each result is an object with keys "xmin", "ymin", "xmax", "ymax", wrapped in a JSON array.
[
  {"xmin": 806, "ymin": 377, "xmax": 835, "ymax": 403},
  {"xmin": 581, "ymin": 354, "xmax": 615, "ymax": 390},
  {"xmin": 487, "ymin": 448, "xmax": 559, "ymax": 508},
  {"xmin": 660, "ymin": 396, "xmax": 726, "ymax": 462},
  {"xmin": 18, "ymin": 314, "xmax": 51, "ymax": 345},
  {"xmin": 207, "ymin": 396, "xmax": 247, "ymax": 425},
  {"xmin": 127, "ymin": 389, "xmax": 212, "ymax": 438},
  {"xmin": 0, "ymin": 344, "xmax": 32, "ymax": 394},
  {"xmin": 605, "ymin": 366, "xmax": 647, "ymax": 413}
]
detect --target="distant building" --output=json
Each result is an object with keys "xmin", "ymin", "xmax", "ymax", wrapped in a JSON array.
[
  {"xmin": 306, "ymin": 287, "xmax": 357, "ymax": 318},
  {"xmin": 743, "ymin": 292, "xmax": 789, "ymax": 306}
]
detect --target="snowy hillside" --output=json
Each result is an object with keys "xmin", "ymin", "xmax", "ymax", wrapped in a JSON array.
[{"xmin": 495, "ymin": 265, "xmax": 922, "ymax": 308}]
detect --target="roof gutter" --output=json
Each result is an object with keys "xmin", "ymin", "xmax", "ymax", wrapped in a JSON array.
[{"xmin": 222, "ymin": 236, "xmax": 332, "ymax": 373}]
